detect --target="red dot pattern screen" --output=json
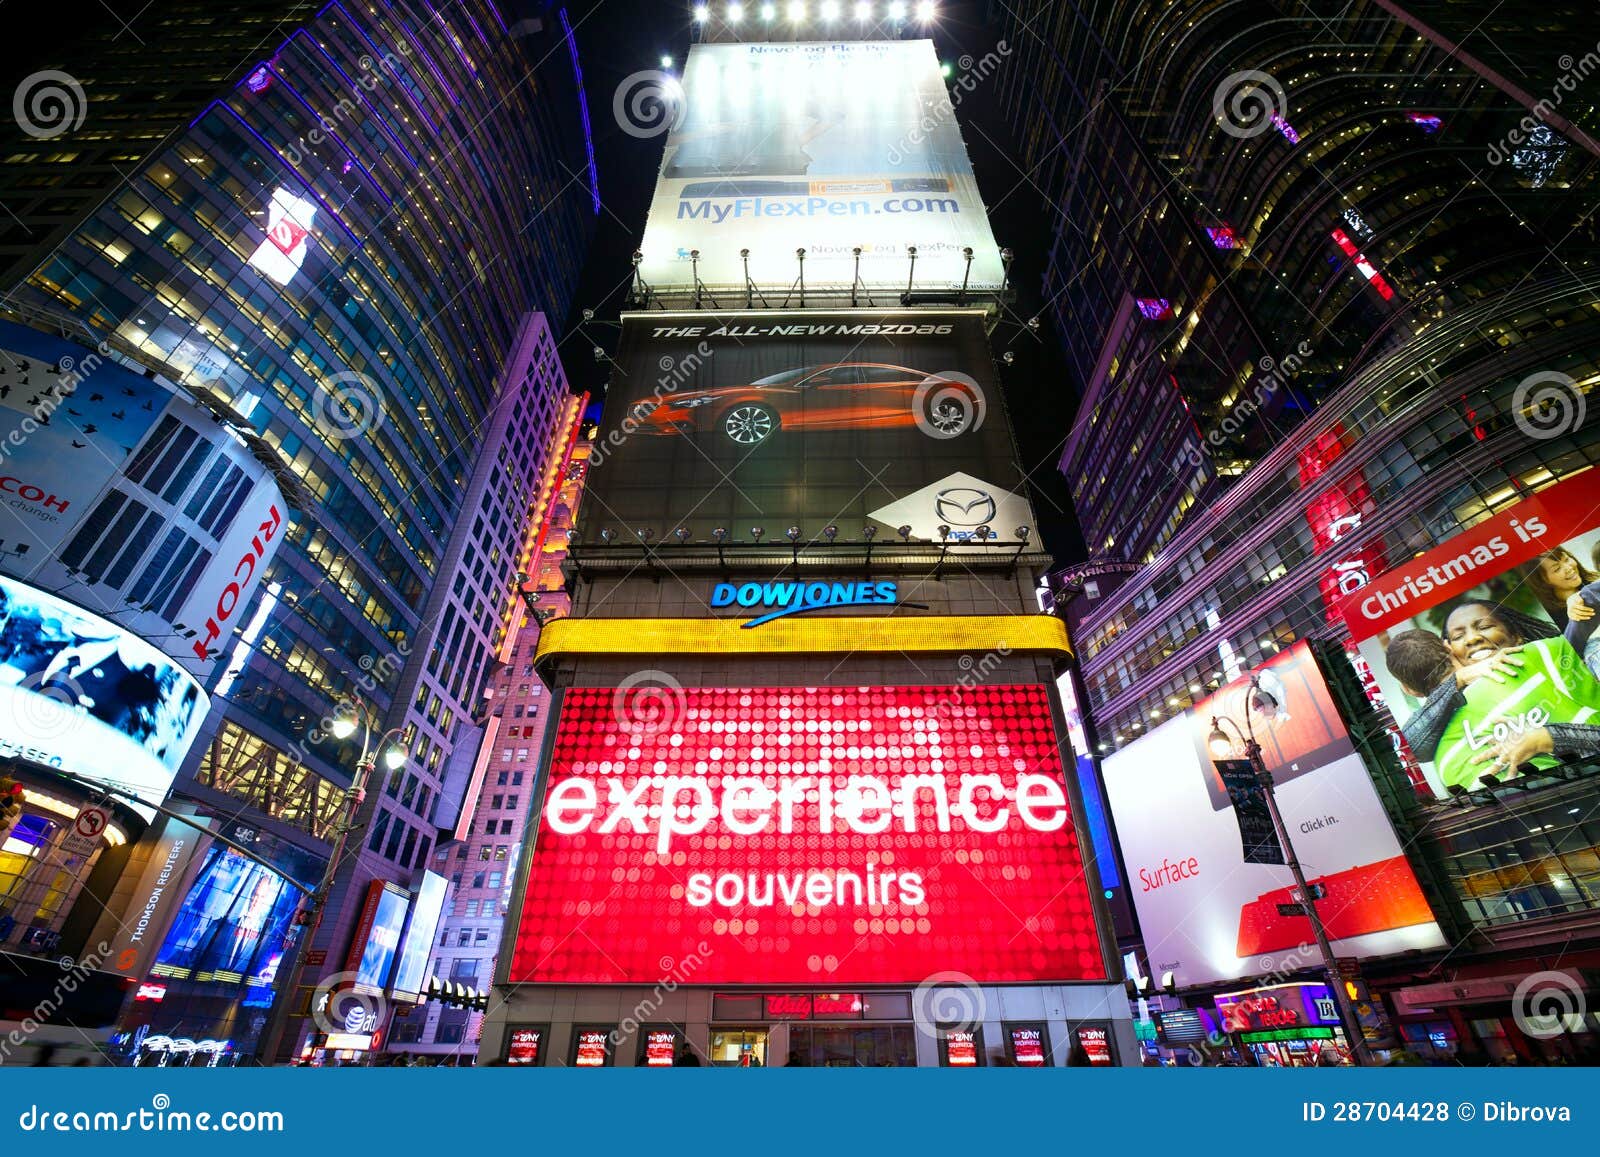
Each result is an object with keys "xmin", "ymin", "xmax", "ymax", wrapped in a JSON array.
[{"xmin": 508, "ymin": 684, "xmax": 1106, "ymax": 985}]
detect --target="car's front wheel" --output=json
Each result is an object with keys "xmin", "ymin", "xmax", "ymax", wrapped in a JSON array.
[{"xmin": 722, "ymin": 403, "xmax": 779, "ymax": 446}]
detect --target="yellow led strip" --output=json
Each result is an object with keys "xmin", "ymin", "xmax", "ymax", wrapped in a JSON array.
[{"xmin": 535, "ymin": 615, "xmax": 1072, "ymax": 664}]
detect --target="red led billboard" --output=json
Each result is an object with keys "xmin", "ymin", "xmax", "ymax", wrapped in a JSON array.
[{"xmin": 508, "ymin": 685, "xmax": 1105, "ymax": 985}]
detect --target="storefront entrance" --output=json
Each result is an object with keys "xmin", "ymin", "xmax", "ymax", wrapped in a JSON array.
[{"xmin": 788, "ymin": 1025, "xmax": 916, "ymax": 1067}]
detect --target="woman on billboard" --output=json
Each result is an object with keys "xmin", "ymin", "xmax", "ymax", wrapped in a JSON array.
[
  {"xmin": 1527, "ymin": 545, "xmax": 1600, "ymax": 678},
  {"xmin": 1386, "ymin": 597, "xmax": 1600, "ymax": 791}
]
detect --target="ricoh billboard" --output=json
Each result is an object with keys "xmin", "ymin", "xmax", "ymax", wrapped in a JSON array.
[
  {"xmin": 508, "ymin": 684, "xmax": 1107, "ymax": 985},
  {"xmin": 636, "ymin": 40, "xmax": 1005, "ymax": 295},
  {"xmin": 0, "ymin": 319, "xmax": 286, "ymax": 679},
  {"xmin": 582, "ymin": 310, "xmax": 1034, "ymax": 543},
  {"xmin": 1100, "ymin": 643, "xmax": 1444, "ymax": 989}
]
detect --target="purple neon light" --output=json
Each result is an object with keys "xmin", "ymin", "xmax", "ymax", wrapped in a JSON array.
[
  {"xmin": 206, "ymin": 102, "xmax": 363, "ymax": 249},
  {"xmin": 1270, "ymin": 113, "xmax": 1299, "ymax": 144},
  {"xmin": 246, "ymin": 65, "xmax": 272, "ymax": 92},
  {"xmin": 560, "ymin": 9, "xmax": 600, "ymax": 215},
  {"xmin": 484, "ymin": 0, "xmax": 509, "ymax": 34},
  {"xmin": 390, "ymin": 10, "xmax": 460, "ymax": 106},
  {"xmin": 265, "ymin": 64, "xmax": 393, "ymax": 206},
  {"xmin": 430, "ymin": 6, "xmax": 480, "ymax": 78},
  {"xmin": 289, "ymin": 29, "xmax": 417, "ymax": 166},
  {"xmin": 461, "ymin": 3, "xmax": 489, "ymax": 49},
  {"xmin": 331, "ymin": 2, "xmax": 440, "ymax": 135}
]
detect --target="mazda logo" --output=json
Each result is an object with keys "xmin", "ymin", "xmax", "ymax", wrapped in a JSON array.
[{"xmin": 934, "ymin": 488, "xmax": 995, "ymax": 526}]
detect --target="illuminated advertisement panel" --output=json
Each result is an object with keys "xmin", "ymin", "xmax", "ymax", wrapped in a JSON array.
[
  {"xmin": 390, "ymin": 871, "xmax": 449, "ymax": 1000},
  {"xmin": 0, "ymin": 320, "xmax": 287, "ymax": 679},
  {"xmin": 1339, "ymin": 473, "xmax": 1600, "ymax": 798},
  {"xmin": 151, "ymin": 825, "xmax": 319, "ymax": 994},
  {"xmin": 638, "ymin": 40, "xmax": 1004, "ymax": 294},
  {"xmin": 0, "ymin": 575, "xmax": 207, "ymax": 817},
  {"xmin": 1100, "ymin": 643, "xmax": 1444, "ymax": 988},
  {"xmin": 509, "ymin": 684, "xmax": 1104, "ymax": 985},
  {"xmin": 344, "ymin": 880, "xmax": 410, "ymax": 996},
  {"xmin": 584, "ymin": 311, "xmax": 1033, "ymax": 543},
  {"xmin": 506, "ymin": 1026, "xmax": 545, "ymax": 1065}
]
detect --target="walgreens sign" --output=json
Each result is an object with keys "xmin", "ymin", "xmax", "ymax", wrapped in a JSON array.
[{"xmin": 509, "ymin": 684, "xmax": 1105, "ymax": 985}]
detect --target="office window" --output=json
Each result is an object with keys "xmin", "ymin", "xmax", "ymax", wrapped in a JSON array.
[
  {"xmin": 506, "ymin": 795, "xmax": 518, "ymax": 810},
  {"xmin": 465, "ymin": 900, "xmax": 479, "ymax": 917},
  {"xmin": 479, "ymin": 846, "xmax": 492, "ymax": 860},
  {"xmin": 495, "ymin": 845, "xmax": 508, "ymax": 861},
  {"xmin": 487, "ymin": 872, "xmax": 502, "ymax": 888}
]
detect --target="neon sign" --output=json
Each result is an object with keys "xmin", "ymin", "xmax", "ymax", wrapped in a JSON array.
[{"xmin": 710, "ymin": 580, "xmax": 899, "ymax": 627}]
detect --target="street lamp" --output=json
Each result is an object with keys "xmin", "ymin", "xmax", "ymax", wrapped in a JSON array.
[
  {"xmin": 257, "ymin": 696, "xmax": 406, "ymax": 1065},
  {"xmin": 1207, "ymin": 676, "xmax": 1368, "ymax": 1066}
]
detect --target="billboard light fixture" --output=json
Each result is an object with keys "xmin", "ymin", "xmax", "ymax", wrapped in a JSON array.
[
  {"xmin": 855, "ymin": 0, "xmax": 870, "ymax": 18},
  {"xmin": 693, "ymin": 4, "xmax": 709, "ymax": 21},
  {"xmin": 887, "ymin": 0, "xmax": 905, "ymax": 17},
  {"xmin": 660, "ymin": 55, "xmax": 673, "ymax": 69},
  {"xmin": 727, "ymin": 2, "xmax": 743, "ymax": 20},
  {"xmin": 789, "ymin": 1, "xmax": 806, "ymax": 22},
  {"xmin": 761, "ymin": 2, "xmax": 776, "ymax": 18},
  {"xmin": 820, "ymin": 0, "xmax": 839, "ymax": 19},
  {"xmin": 917, "ymin": 0, "xmax": 935, "ymax": 19}
]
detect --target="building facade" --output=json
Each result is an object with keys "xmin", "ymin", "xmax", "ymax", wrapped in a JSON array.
[{"xmin": 5, "ymin": 0, "xmax": 596, "ymax": 1062}]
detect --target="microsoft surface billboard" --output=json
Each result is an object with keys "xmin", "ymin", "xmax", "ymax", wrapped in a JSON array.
[{"xmin": 637, "ymin": 40, "xmax": 1005, "ymax": 295}]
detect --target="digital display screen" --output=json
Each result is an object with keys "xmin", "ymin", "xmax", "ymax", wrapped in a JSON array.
[
  {"xmin": 1009, "ymin": 1026, "xmax": 1047, "ymax": 1067},
  {"xmin": 151, "ymin": 829, "xmax": 317, "ymax": 988},
  {"xmin": 573, "ymin": 1029, "xmax": 609, "ymax": 1067},
  {"xmin": 644, "ymin": 1029, "xmax": 679, "ymax": 1067},
  {"xmin": 0, "ymin": 575, "xmax": 207, "ymax": 817},
  {"xmin": 1076, "ymin": 1026, "xmax": 1113, "ymax": 1066},
  {"xmin": 509, "ymin": 684, "xmax": 1104, "ymax": 985},
  {"xmin": 1343, "ymin": 473, "xmax": 1600, "ymax": 799},
  {"xmin": 391, "ymin": 872, "xmax": 448, "ymax": 999},
  {"xmin": 346, "ymin": 881, "xmax": 410, "ymax": 996},
  {"xmin": 506, "ymin": 1028, "xmax": 543, "ymax": 1066},
  {"xmin": 584, "ymin": 313, "xmax": 1033, "ymax": 548},
  {"xmin": 1101, "ymin": 643, "xmax": 1444, "ymax": 987},
  {"xmin": 943, "ymin": 1030, "xmax": 979, "ymax": 1067}
]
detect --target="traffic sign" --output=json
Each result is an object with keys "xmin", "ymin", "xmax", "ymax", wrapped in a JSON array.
[{"xmin": 61, "ymin": 805, "xmax": 110, "ymax": 856}]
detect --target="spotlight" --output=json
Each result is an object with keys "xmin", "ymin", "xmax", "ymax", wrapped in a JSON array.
[
  {"xmin": 887, "ymin": 0, "xmax": 905, "ymax": 17},
  {"xmin": 693, "ymin": 3, "xmax": 709, "ymax": 21},
  {"xmin": 937, "ymin": 525, "xmax": 951, "ymax": 540},
  {"xmin": 1015, "ymin": 525, "xmax": 1030, "ymax": 541},
  {"xmin": 1001, "ymin": 350, "xmax": 1016, "ymax": 366},
  {"xmin": 855, "ymin": 0, "xmax": 870, "ymax": 17},
  {"xmin": 592, "ymin": 345, "xmax": 606, "ymax": 362},
  {"xmin": 785, "ymin": 526, "xmax": 802, "ymax": 541},
  {"xmin": 750, "ymin": 526, "xmax": 765, "ymax": 541},
  {"xmin": 673, "ymin": 527, "xmax": 691, "ymax": 543},
  {"xmin": 788, "ymin": 1, "xmax": 805, "ymax": 20},
  {"xmin": 823, "ymin": 525, "xmax": 838, "ymax": 542},
  {"xmin": 896, "ymin": 524, "xmax": 913, "ymax": 541},
  {"xmin": 861, "ymin": 525, "xmax": 877, "ymax": 540},
  {"xmin": 636, "ymin": 528, "xmax": 656, "ymax": 542},
  {"xmin": 660, "ymin": 55, "xmax": 673, "ymax": 69},
  {"xmin": 598, "ymin": 527, "xmax": 615, "ymax": 543},
  {"xmin": 974, "ymin": 524, "xmax": 991, "ymax": 540},
  {"xmin": 712, "ymin": 527, "xmax": 728, "ymax": 541},
  {"xmin": 820, "ymin": 0, "xmax": 839, "ymax": 18},
  {"xmin": 727, "ymin": 1, "xmax": 743, "ymax": 20},
  {"xmin": 916, "ymin": 0, "xmax": 934, "ymax": 20},
  {"xmin": 761, "ymin": 1, "xmax": 776, "ymax": 18}
]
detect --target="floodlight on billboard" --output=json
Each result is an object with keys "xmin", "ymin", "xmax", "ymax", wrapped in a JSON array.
[
  {"xmin": 636, "ymin": 41, "xmax": 1005, "ymax": 295},
  {"xmin": 509, "ymin": 683, "xmax": 1106, "ymax": 984},
  {"xmin": 1100, "ymin": 642, "xmax": 1444, "ymax": 989}
]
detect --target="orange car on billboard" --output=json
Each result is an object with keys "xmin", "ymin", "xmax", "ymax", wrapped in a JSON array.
[{"xmin": 629, "ymin": 362, "xmax": 980, "ymax": 446}]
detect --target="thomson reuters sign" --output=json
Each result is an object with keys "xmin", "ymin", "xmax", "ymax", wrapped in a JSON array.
[{"xmin": 509, "ymin": 684, "xmax": 1106, "ymax": 985}]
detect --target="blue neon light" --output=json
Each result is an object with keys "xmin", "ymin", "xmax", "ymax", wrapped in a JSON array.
[{"xmin": 560, "ymin": 9, "xmax": 602, "ymax": 215}]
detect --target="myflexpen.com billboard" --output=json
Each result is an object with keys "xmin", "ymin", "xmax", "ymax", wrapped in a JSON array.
[
  {"xmin": 581, "ymin": 310, "xmax": 1034, "ymax": 543},
  {"xmin": 637, "ymin": 40, "xmax": 1005, "ymax": 293}
]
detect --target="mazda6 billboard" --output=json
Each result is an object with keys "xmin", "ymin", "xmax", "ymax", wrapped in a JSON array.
[
  {"xmin": 582, "ymin": 310, "xmax": 1034, "ymax": 544},
  {"xmin": 507, "ymin": 683, "xmax": 1107, "ymax": 985},
  {"xmin": 636, "ymin": 40, "xmax": 1005, "ymax": 295}
]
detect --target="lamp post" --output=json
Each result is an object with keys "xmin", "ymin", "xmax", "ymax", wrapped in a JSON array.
[
  {"xmin": 256, "ymin": 696, "xmax": 406, "ymax": 1065},
  {"xmin": 1207, "ymin": 676, "xmax": 1368, "ymax": 1066}
]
